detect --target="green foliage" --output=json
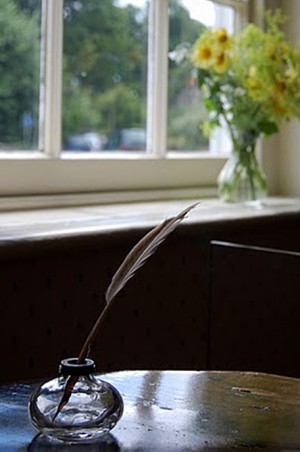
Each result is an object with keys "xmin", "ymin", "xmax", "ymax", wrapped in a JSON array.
[
  {"xmin": 62, "ymin": 0, "xmax": 148, "ymax": 139},
  {"xmin": 98, "ymin": 83, "xmax": 146, "ymax": 134},
  {"xmin": 62, "ymin": 86, "xmax": 101, "ymax": 138},
  {"xmin": 0, "ymin": 0, "xmax": 40, "ymax": 145},
  {"xmin": 168, "ymin": 103, "xmax": 208, "ymax": 150}
]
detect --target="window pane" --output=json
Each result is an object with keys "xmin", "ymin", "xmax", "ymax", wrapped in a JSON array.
[
  {"xmin": 62, "ymin": 0, "xmax": 148, "ymax": 153},
  {"xmin": 0, "ymin": 0, "xmax": 41, "ymax": 151},
  {"xmin": 167, "ymin": 0, "xmax": 234, "ymax": 152}
]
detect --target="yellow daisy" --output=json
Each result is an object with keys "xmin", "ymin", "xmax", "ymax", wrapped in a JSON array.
[{"xmin": 214, "ymin": 52, "xmax": 230, "ymax": 73}]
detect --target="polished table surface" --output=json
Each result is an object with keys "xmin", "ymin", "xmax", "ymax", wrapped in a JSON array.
[{"xmin": 1, "ymin": 370, "xmax": 300, "ymax": 451}]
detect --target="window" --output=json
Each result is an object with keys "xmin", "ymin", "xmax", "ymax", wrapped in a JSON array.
[{"xmin": 0, "ymin": 0, "xmax": 248, "ymax": 203}]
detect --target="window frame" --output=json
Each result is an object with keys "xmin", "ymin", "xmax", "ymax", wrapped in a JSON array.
[{"xmin": 0, "ymin": 0, "xmax": 248, "ymax": 203}]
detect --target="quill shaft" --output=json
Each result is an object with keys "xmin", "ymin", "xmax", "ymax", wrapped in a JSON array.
[
  {"xmin": 78, "ymin": 302, "xmax": 110, "ymax": 363},
  {"xmin": 52, "ymin": 375, "xmax": 78, "ymax": 421}
]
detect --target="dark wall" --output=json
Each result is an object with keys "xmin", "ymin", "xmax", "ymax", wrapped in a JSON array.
[
  {"xmin": 1, "ymin": 212, "xmax": 300, "ymax": 383},
  {"xmin": 208, "ymin": 241, "xmax": 300, "ymax": 378}
]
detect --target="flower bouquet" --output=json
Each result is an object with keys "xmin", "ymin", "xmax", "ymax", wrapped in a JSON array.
[{"xmin": 191, "ymin": 9, "xmax": 300, "ymax": 202}]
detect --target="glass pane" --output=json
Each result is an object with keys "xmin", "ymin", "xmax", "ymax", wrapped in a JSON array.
[
  {"xmin": 62, "ymin": 0, "xmax": 148, "ymax": 153},
  {"xmin": 167, "ymin": 0, "xmax": 234, "ymax": 152},
  {"xmin": 0, "ymin": 0, "xmax": 41, "ymax": 151}
]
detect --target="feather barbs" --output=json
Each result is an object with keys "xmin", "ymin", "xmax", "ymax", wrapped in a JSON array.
[{"xmin": 105, "ymin": 202, "xmax": 199, "ymax": 304}]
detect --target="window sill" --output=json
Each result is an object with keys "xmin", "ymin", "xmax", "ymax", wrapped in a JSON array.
[
  {"xmin": 0, "ymin": 155, "xmax": 226, "ymax": 196},
  {"xmin": 0, "ymin": 196, "xmax": 299, "ymax": 246}
]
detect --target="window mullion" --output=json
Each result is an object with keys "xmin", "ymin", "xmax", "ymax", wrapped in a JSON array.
[
  {"xmin": 213, "ymin": 0, "xmax": 249, "ymax": 29},
  {"xmin": 42, "ymin": 0, "xmax": 63, "ymax": 158},
  {"xmin": 146, "ymin": 0, "xmax": 169, "ymax": 158}
]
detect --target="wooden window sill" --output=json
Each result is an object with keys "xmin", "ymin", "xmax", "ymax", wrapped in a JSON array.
[{"xmin": 0, "ymin": 197, "xmax": 299, "ymax": 245}]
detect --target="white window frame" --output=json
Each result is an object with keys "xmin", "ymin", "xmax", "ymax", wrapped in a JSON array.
[{"xmin": 0, "ymin": 0, "xmax": 249, "ymax": 206}]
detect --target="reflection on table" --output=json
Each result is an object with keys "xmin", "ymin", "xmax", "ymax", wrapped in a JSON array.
[{"xmin": 1, "ymin": 370, "xmax": 300, "ymax": 451}]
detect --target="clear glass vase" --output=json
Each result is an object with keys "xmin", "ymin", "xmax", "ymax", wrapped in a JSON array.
[
  {"xmin": 29, "ymin": 358, "xmax": 123, "ymax": 444},
  {"xmin": 218, "ymin": 135, "xmax": 267, "ymax": 203}
]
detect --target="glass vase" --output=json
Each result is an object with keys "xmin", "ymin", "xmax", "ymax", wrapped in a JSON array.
[
  {"xmin": 218, "ymin": 136, "xmax": 267, "ymax": 203},
  {"xmin": 29, "ymin": 358, "xmax": 123, "ymax": 444}
]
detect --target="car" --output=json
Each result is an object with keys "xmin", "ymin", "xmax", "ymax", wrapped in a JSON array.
[
  {"xmin": 104, "ymin": 128, "xmax": 146, "ymax": 151},
  {"xmin": 64, "ymin": 132, "xmax": 103, "ymax": 151}
]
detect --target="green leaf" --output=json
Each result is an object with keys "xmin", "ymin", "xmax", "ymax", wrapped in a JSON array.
[
  {"xmin": 258, "ymin": 120, "xmax": 278, "ymax": 136},
  {"xmin": 197, "ymin": 70, "xmax": 209, "ymax": 87},
  {"xmin": 204, "ymin": 98, "xmax": 218, "ymax": 112}
]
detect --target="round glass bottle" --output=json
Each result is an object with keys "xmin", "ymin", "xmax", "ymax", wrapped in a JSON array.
[{"xmin": 29, "ymin": 358, "xmax": 123, "ymax": 444}]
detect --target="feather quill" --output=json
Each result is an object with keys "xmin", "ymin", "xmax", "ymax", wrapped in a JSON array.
[
  {"xmin": 53, "ymin": 201, "xmax": 198, "ymax": 419},
  {"xmin": 105, "ymin": 201, "xmax": 198, "ymax": 304}
]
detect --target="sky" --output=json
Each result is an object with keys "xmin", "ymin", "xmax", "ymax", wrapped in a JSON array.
[{"xmin": 116, "ymin": 0, "xmax": 216, "ymax": 27}]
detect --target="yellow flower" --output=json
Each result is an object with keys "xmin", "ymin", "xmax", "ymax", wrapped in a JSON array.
[
  {"xmin": 246, "ymin": 67, "xmax": 263, "ymax": 93},
  {"xmin": 191, "ymin": 28, "xmax": 232, "ymax": 73},
  {"xmin": 247, "ymin": 78, "xmax": 261, "ymax": 90},
  {"xmin": 215, "ymin": 29, "xmax": 230, "ymax": 46},
  {"xmin": 199, "ymin": 46, "xmax": 212, "ymax": 60},
  {"xmin": 214, "ymin": 52, "xmax": 230, "ymax": 73},
  {"xmin": 265, "ymin": 43, "xmax": 277, "ymax": 57},
  {"xmin": 249, "ymin": 66, "xmax": 257, "ymax": 78},
  {"xmin": 191, "ymin": 43, "xmax": 214, "ymax": 69},
  {"xmin": 286, "ymin": 67, "xmax": 297, "ymax": 81}
]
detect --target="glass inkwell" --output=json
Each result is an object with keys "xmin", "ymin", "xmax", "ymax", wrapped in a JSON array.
[{"xmin": 29, "ymin": 358, "xmax": 123, "ymax": 444}]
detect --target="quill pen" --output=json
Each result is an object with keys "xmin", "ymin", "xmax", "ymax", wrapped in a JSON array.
[{"xmin": 53, "ymin": 202, "xmax": 198, "ymax": 419}]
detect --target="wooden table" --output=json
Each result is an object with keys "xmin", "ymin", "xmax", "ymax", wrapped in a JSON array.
[{"xmin": 1, "ymin": 370, "xmax": 300, "ymax": 450}]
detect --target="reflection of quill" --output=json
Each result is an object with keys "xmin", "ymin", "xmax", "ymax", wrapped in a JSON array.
[{"xmin": 53, "ymin": 202, "xmax": 198, "ymax": 419}]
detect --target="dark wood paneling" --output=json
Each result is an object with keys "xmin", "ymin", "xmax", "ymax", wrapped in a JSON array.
[{"xmin": 208, "ymin": 241, "xmax": 300, "ymax": 377}]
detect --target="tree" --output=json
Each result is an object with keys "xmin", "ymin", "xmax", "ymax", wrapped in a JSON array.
[
  {"xmin": 0, "ymin": 0, "xmax": 40, "ymax": 146},
  {"xmin": 62, "ymin": 0, "xmax": 148, "ymax": 138},
  {"xmin": 98, "ymin": 84, "xmax": 145, "ymax": 133}
]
